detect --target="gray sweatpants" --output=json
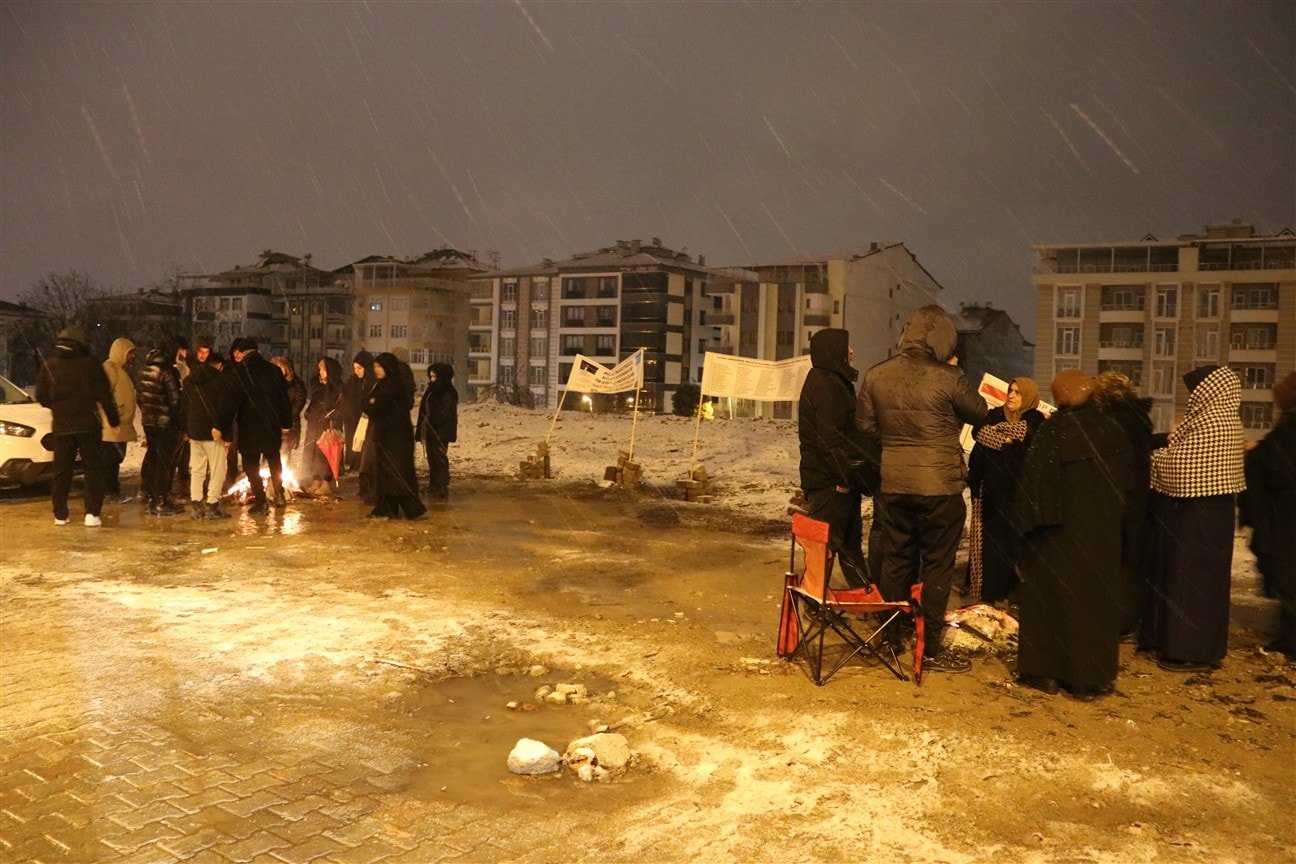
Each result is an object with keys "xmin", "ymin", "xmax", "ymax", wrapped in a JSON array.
[{"xmin": 189, "ymin": 439, "xmax": 228, "ymax": 504}]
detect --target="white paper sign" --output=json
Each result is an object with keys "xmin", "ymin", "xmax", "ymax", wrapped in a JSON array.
[
  {"xmin": 700, "ymin": 352, "xmax": 813, "ymax": 402},
  {"xmin": 563, "ymin": 349, "xmax": 645, "ymax": 394}
]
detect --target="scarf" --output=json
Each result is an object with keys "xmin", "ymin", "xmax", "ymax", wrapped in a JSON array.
[{"xmin": 1150, "ymin": 366, "xmax": 1245, "ymax": 497}]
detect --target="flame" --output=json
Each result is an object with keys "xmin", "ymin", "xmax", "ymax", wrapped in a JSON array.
[{"xmin": 226, "ymin": 464, "xmax": 303, "ymax": 501}]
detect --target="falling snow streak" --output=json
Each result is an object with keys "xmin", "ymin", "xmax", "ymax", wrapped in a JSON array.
[
  {"xmin": 1069, "ymin": 103, "xmax": 1139, "ymax": 175},
  {"xmin": 373, "ymin": 163, "xmax": 393, "ymax": 207},
  {"xmin": 513, "ymin": 1, "xmax": 554, "ymax": 54},
  {"xmin": 713, "ymin": 204, "xmax": 749, "ymax": 254},
  {"xmin": 121, "ymin": 83, "xmax": 151, "ymax": 164},
  {"xmin": 1044, "ymin": 111, "xmax": 1087, "ymax": 168},
  {"xmin": 426, "ymin": 149, "xmax": 476, "ymax": 226},
  {"xmin": 878, "ymin": 178, "xmax": 928, "ymax": 216},
  {"xmin": 80, "ymin": 107, "xmax": 126, "ymax": 206},
  {"xmin": 760, "ymin": 202, "xmax": 800, "ymax": 256},
  {"xmin": 1246, "ymin": 38, "xmax": 1296, "ymax": 96},
  {"xmin": 829, "ymin": 35, "xmax": 859, "ymax": 71},
  {"xmin": 843, "ymin": 171, "xmax": 886, "ymax": 221},
  {"xmin": 109, "ymin": 201, "xmax": 136, "ymax": 268}
]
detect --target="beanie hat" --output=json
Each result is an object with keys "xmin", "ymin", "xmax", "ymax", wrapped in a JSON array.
[{"xmin": 1051, "ymin": 368, "xmax": 1094, "ymax": 407}]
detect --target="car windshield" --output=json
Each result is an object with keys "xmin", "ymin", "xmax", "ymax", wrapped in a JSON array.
[{"xmin": 0, "ymin": 373, "xmax": 33, "ymax": 404}]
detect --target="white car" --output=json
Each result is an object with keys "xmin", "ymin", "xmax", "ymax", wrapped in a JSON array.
[{"xmin": 0, "ymin": 372, "xmax": 57, "ymax": 487}]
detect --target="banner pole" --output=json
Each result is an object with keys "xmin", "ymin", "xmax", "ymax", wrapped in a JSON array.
[
  {"xmin": 627, "ymin": 385, "xmax": 641, "ymax": 462},
  {"xmin": 545, "ymin": 388, "xmax": 568, "ymax": 446},
  {"xmin": 690, "ymin": 388, "xmax": 706, "ymax": 472}
]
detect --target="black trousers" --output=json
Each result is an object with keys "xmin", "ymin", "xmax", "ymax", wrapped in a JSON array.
[
  {"xmin": 876, "ymin": 492, "xmax": 967, "ymax": 654},
  {"xmin": 424, "ymin": 440, "xmax": 450, "ymax": 497},
  {"xmin": 805, "ymin": 486, "xmax": 869, "ymax": 589},
  {"xmin": 51, "ymin": 430, "xmax": 106, "ymax": 520},
  {"xmin": 101, "ymin": 441, "xmax": 126, "ymax": 495},
  {"xmin": 239, "ymin": 445, "xmax": 283, "ymax": 504},
  {"xmin": 142, "ymin": 427, "xmax": 179, "ymax": 504}
]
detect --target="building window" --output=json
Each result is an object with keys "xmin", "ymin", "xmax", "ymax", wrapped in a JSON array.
[
  {"xmin": 1153, "ymin": 326, "xmax": 1175, "ymax": 357},
  {"xmin": 1197, "ymin": 287, "xmax": 1220, "ymax": 319},
  {"xmin": 531, "ymin": 337, "xmax": 548, "ymax": 357},
  {"xmin": 470, "ymin": 282, "xmax": 493, "ymax": 300},
  {"xmin": 469, "ymin": 333, "xmax": 492, "ymax": 353},
  {"xmin": 411, "ymin": 348, "xmax": 427, "ymax": 365},
  {"xmin": 561, "ymin": 335, "xmax": 583, "ymax": 356},
  {"xmin": 1099, "ymin": 324, "xmax": 1143, "ymax": 349},
  {"xmin": 219, "ymin": 297, "xmax": 231, "ymax": 311},
  {"xmin": 530, "ymin": 308, "xmax": 548, "ymax": 329},
  {"xmin": 369, "ymin": 324, "xmax": 383, "ymax": 338},
  {"xmin": 370, "ymin": 298, "xmax": 385, "ymax": 312},
  {"xmin": 1056, "ymin": 287, "xmax": 1082, "ymax": 319},
  {"xmin": 501, "ymin": 309, "xmax": 516, "ymax": 329},
  {"xmin": 597, "ymin": 277, "xmax": 617, "ymax": 298},
  {"xmin": 596, "ymin": 305, "xmax": 617, "ymax": 327},
  {"xmin": 1231, "ymin": 283, "xmax": 1277, "ymax": 311},
  {"xmin": 1195, "ymin": 325, "xmax": 1218, "ymax": 359},
  {"xmin": 500, "ymin": 336, "xmax": 515, "ymax": 358},
  {"xmin": 1154, "ymin": 286, "xmax": 1178, "ymax": 318},
  {"xmin": 390, "ymin": 296, "xmax": 408, "ymax": 312},
  {"xmin": 1100, "ymin": 286, "xmax": 1145, "ymax": 312},
  {"xmin": 231, "ymin": 297, "xmax": 243, "ymax": 312},
  {"xmin": 563, "ymin": 306, "xmax": 585, "ymax": 326},
  {"xmin": 390, "ymin": 325, "xmax": 408, "ymax": 339},
  {"xmin": 498, "ymin": 364, "xmax": 514, "ymax": 385},
  {"xmin": 1229, "ymin": 324, "xmax": 1277, "ymax": 350},
  {"xmin": 596, "ymin": 334, "xmax": 616, "ymax": 355},
  {"xmin": 232, "ymin": 321, "xmax": 242, "ymax": 336},
  {"xmin": 1231, "ymin": 364, "xmax": 1274, "ymax": 390},
  {"xmin": 529, "ymin": 365, "xmax": 547, "ymax": 386},
  {"xmin": 1056, "ymin": 327, "xmax": 1080, "ymax": 356},
  {"xmin": 532, "ymin": 278, "xmax": 549, "ymax": 300},
  {"xmin": 1151, "ymin": 362, "xmax": 1176, "ymax": 396},
  {"xmin": 501, "ymin": 281, "xmax": 518, "ymax": 302},
  {"xmin": 1241, "ymin": 402, "xmax": 1274, "ymax": 430}
]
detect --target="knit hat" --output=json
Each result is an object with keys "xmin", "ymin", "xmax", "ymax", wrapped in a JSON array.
[{"xmin": 1051, "ymin": 369, "xmax": 1094, "ymax": 407}]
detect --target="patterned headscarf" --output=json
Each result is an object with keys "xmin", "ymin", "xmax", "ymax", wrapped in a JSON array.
[{"xmin": 1150, "ymin": 366, "xmax": 1245, "ymax": 497}]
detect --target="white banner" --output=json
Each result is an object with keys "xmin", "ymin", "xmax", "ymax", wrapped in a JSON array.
[
  {"xmin": 563, "ymin": 349, "xmax": 645, "ymax": 394},
  {"xmin": 960, "ymin": 372, "xmax": 1056, "ymax": 452},
  {"xmin": 700, "ymin": 352, "xmax": 812, "ymax": 402}
]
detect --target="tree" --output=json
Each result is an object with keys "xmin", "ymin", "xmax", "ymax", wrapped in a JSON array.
[
  {"xmin": 672, "ymin": 383, "xmax": 701, "ymax": 417},
  {"xmin": 18, "ymin": 269, "xmax": 104, "ymax": 329}
]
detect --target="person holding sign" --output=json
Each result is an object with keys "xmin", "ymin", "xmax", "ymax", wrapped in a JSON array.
[{"xmin": 797, "ymin": 328, "xmax": 879, "ymax": 589}]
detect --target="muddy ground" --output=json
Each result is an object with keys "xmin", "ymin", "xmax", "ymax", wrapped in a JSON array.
[{"xmin": 1, "ymin": 474, "xmax": 1293, "ymax": 863}]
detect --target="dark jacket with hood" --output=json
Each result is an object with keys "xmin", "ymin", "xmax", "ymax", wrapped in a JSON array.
[
  {"xmin": 342, "ymin": 350, "xmax": 377, "ymax": 429},
  {"xmin": 797, "ymin": 328, "xmax": 879, "ymax": 494},
  {"xmin": 230, "ymin": 348, "xmax": 292, "ymax": 449},
  {"xmin": 362, "ymin": 352, "xmax": 420, "ymax": 496},
  {"xmin": 136, "ymin": 347, "xmax": 183, "ymax": 430},
  {"xmin": 304, "ymin": 356, "xmax": 345, "ymax": 432},
  {"xmin": 35, "ymin": 327, "xmax": 119, "ymax": 434},
  {"xmin": 417, "ymin": 363, "xmax": 459, "ymax": 448},
  {"xmin": 183, "ymin": 361, "xmax": 235, "ymax": 442},
  {"xmin": 856, "ymin": 305, "xmax": 988, "ymax": 496}
]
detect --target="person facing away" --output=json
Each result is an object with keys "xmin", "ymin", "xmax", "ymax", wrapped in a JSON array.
[
  {"xmin": 35, "ymin": 326, "xmax": 120, "ymax": 527},
  {"xmin": 417, "ymin": 363, "xmax": 459, "ymax": 501},
  {"xmin": 229, "ymin": 337, "xmax": 293, "ymax": 515},
  {"xmin": 363, "ymin": 352, "xmax": 426, "ymax": 520},
  {"xmin": 183, "ymin": 355, "xmax": 236, "ymax": 520},
  {"xmin": 1240, "ymin": 371, "xmax": 1296, "ymax": 659},
  {"xmin": 270, "ymin": 355, "xmax": 307, "ymax": 466},
  {"xmin": 100, "ymin": 337, "xmax": 138, "ymax": 504},
  {"xmin": 796, "ymin": 327, "xmax": 879, "ymax": 589},
  {"xmin": 303, "ymin": 356, "xmax": 345, "ymax": 494},
  {"xmin": 856, "ymin": 305, "xmax": 988, "ymax": 673},
  {"xmin": 136, "ymin": 344, "xmax": 183, "ymax": 516},
  {"xmin": 1013, "ymin": 369, "xmax": 1133, "ymax": 699},
  {"xmin": 965, "ymin": 376, "xmax": 1045, "ymax": 605}
]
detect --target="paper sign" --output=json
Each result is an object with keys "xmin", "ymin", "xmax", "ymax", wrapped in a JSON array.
[{"xmin": 700, "ymin": 352, "xmax": 812, "ymax": 402}]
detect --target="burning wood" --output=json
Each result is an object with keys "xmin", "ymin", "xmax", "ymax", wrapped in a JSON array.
[{"xmin": 226, "ymin": 465, "xmax": 303, "ymax": 501}]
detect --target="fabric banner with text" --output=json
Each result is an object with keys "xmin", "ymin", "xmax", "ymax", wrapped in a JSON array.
[
  {"xmin": 700, "ymin": 352, "xmax": 812, "ymax": 402},
  {"xmin": 563, "ymin": 349, "xmax": 645, "ymax": 394}
]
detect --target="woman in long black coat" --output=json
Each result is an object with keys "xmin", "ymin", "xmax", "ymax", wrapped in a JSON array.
[
  {"xmin": 966, "ymin": 377, "xmax": 1045, "ymax": 604},
  {"xmin": 416, "ymin": 363, "xmax": 459, "ymax": 500},
  {"xmin": 1014, "ymin": 370, "xmax": 1133, "ymax": 699},
  {"xmin": 363, "ymin": 353, "xmax": 426, "ymax": 520},
  {"xmin": 303, "ymin": 356, "xmax": 344, "ymax": 493}
]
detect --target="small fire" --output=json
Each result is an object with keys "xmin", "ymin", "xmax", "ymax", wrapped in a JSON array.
[{"xmin": 226, "ymin": 464, "xmax": 303, "ymax": 501}]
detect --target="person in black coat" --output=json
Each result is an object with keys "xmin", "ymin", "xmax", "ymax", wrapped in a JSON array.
[
  {"xmin": 136, "ymin": 344, "xmax": 184, "ymax": 515},
  {"xmin": 270, "ymin": 356, "xmax": 307, "ymax": 467},
  {"xmin": 965, "ymin": 377, "xmax": 1045, "ymax": 604},
  {"xmin": 183, "ymin": 359, "xmax": 236, "ymax": 519},
  {"xmin": 229, "ymin": 338, "xmax": 292, "ymax": 514},
  {"xmin": 416, "ymin": 363, "xmax": 459, "ymax": 500},
  {"xmin": 35, "ymin": 326, "xmax": 119, "ymax": 526},
  {"xmin": 1240, "ymin": 371, "xmax": 1296, "ymax": 659},
  {"xmin": 303, "ymin": 356, "xmax": 345, "ymax": 492},
  {"xmin": 797, "ymin": 327, "xmax": 879, "ymax": 589},
  {"xmin": 1091, "ymin": 371, "xmax": 1155, "ymax": 637},
  {"xmin": 363, "ymin": 352, "xmax": 426, "ymax": 520},
  {"xmin": 343, "ymin": 350, "xmax": 377, "ymax": 501},
  {"xmin": 1014, "ymin": 369, "xmax": 1134, "ymax": 699}
]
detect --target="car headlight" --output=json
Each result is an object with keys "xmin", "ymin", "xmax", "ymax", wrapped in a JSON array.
[{"xmin": 0, "ymin": 420, "xmax": 36, "ymax": 437}]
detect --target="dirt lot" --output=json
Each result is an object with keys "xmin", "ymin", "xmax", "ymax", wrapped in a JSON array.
[{"xmin": 1, "ymin": 473, "xmax": 1293, "ymax": 864}]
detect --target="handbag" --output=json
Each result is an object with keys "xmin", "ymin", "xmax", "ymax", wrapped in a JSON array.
[{"xmin": 352, "ymin": 415, "xmax": 369, "ymax": 452}]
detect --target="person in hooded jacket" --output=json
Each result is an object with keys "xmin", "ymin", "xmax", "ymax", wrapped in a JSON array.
[
  {"xmin": 100, "ymin": 337, "xmax": 137, "ymax": 503},
  {"xmin": 304, "ymin": 356, "xmax": 345, "ymax": 494},
  {"xmin": 856, "ymin": 305, "xmax": 988, "ymax": 672},
  {"xmin": 1091, "ymin": 371, "xmax": 1156, "ymax": 638},
  {"xmin": 965, "ymin": 376, "xmax": 1045, "ymax": 605},
  {"xmin": 363, "ymin": 352, "xmax": 426, "ymax": 520},
  {"xmin": 136, "ymin": 344, "xmax": 183, "ymax": 515},
  {"xmin": 796, "ymin": 328, "xmax": 879, "ymax": 588},
  {"xmin": 183, "ymin": 357, "xmax": 235, "ymax": 519},
  {"xmin": 270, "ymin": 356, "xmax": 307, "ymax": 466},
  {"xmin": 1240, "ymin": 371, "xmax": 1296, "ymax": 659},
  {"xmin": 35, "ymin": 326, "xmax": 120, "ymax": 526},
  {"xmin": 343, "ymin": 350, "xmax": 378, "ymax": 501},
  {"xmin": 417, "ymin": 363, "xmax": 459, "ymax": 500},
  {"xmin": 1143, "ymin": 365, "xmax": 1246, "ymax": 671},
  {"xmin": 230, "ymin": 338, "xmax": 293, "ymax": 514},
  {"xmin": 1014, "ymin": 369, "xmax": 1134, "ymax": 699}
]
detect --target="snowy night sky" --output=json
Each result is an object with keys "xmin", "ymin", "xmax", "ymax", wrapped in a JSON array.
[{"xmin": 1, "ymin": 0, "xmax": 1293, "ymax": 328}]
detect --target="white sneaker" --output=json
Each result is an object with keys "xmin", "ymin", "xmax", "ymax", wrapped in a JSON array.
[
  {"xmin": 84, "ymin": 514, "xmax": 102, "ymax": 527},
  {"xmin": 54, "ymin": 517, "xmax": 70, "ymax": 526}
]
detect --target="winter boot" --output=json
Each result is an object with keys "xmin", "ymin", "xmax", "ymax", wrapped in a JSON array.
[
  {"xmin": 191, "ymin": 502, "xmax": 207, "ymax": 520},
  {"xmin": 206, "ymin": 502, "xmax": 231, "ymax": 520},
  {"xmin": 157, "ymin": 500, "xmax": 181, "ymax": 517}
]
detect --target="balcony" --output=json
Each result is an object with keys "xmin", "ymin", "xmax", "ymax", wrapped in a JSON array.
[
  {"xmin": 803, "ymin": 313, "xmax": 831, "ymax": 327},
  {"xmin": 705, "ymin": 312, "xmax": 735, "ymax": 326}
]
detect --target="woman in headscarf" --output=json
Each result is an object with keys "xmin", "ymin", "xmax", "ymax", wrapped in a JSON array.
[
  {"xmin": 362, "ymin": 352, "xmax": 426, "ymax": 520},
  {"xmin": 964, "ymin": 376, "xmax": 1045, "ymax": 605},
  {"xmin": 343, "ymin": 350, "xmax": 377, "ymax": 501},
  {"xmin": 416, "ymin": 363, "xmax": 459, "ymax": 500},
  {"xmin": 1240, "ymin": 371, "xmax": 1296, "ymax": 659},
  {"xmin": 1143, "ymin": 365, "xmax": 1245, "ymax": 672},
  {"xmin": 270, "ymin": 356, "xmax": 307, "ymax": 467},
  {"xmin": 303, "ymin": 356, "xmax": 344, "ymax": 495},
  {"xmin": 1014, "ymin": 369, "xmax": 1133, "ymax": 699}
]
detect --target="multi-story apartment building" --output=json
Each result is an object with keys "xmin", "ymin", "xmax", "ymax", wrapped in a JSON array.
[
  {"xmin": 466, "ymin": 239, "xmax": 710, "ymax": 411},
  {"xmin": 263, "ymin": 255, "xmax": 351, "ymax": 375},
  {"xmin": 83, "ymin": 289, "xmax": 185, "ymax": 359},
  {"xmin": 181, "ymin": 251, "xmax": 311, "ymax": 357},
  {"xmin": 1032, "ymin": 220, "xmax": 1295, "ymax": 439},
  {"xmin": 710, "ymin": 242, "xmax": 944, "ymax": 417},
  {"xmin": 347, "ymin": 249, "xmax": 488, "ymax": 381}
]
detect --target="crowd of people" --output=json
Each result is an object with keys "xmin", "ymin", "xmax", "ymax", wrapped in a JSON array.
[
  {"xmin": 797, "ymin": 306, "xmax": 1296, "ymax": 695},
  {"xmin": 33, "ymin": 327, "xmax": 458, "ymax": 525}
]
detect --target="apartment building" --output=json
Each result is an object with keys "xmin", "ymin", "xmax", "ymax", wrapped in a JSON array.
[
  {"xmin": 347, "ymin": 249, "xmax": 488, "ymax": 381},
  {"xmin": 180, "ymin": 251, "xmax": 291, "ymax": 355},
  {"xmin": 83, "ymin": 289, "xmax": 185, "ymax": 360},
  {"xmin": 1032, "ymin": 220, "xmax": 1295, "ymax": 439},
  {"xmin": 466, "ymin": 239, "xmax": 709, "ymax": 411},
  {"xmin": 710, "ymin": 242, "xmax": 944, "ymax": 417}
]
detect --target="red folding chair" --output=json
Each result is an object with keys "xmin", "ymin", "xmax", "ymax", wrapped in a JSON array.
[{"xmin": 777, "ymin": 513, "xmax": 926, "ymax": 685}]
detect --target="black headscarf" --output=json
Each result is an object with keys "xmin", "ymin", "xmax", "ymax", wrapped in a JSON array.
[
  {"xmin": 809, "ymin": 328, "xmax": 858, "ymax": 383},
  {"xmin": 428, "ymin": 363, "xmax": 459, "ymax": 400},
  {"xmin": 375, "ymin": 352, "xmax": 415, "ymax": 410},
  {"xmin": 353, "ymin": 350, "xmax": 375, "ymax": 374}
]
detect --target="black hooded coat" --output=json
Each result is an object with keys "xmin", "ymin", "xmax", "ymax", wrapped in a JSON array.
[
  {"xmin": 230, "ymin": 349, "xmax": 292, "ymax": 450},
  {"xmin": 362, "ymin": 353, "xmax": 420, "ymax": 498},
  {"xmin": 35, "ymin": 328, "xmax": 119, "ymax": 434},
  {"xmin": 304, "ymin": 357, "xmax": 344, "ymax": 433},
  {"xmin": 797, "ymin": 328, "xmax": 878, "ymax": 494},
  {"xmin": 416, "ymin": 363, "xmax": 459, "ymax": 448}
]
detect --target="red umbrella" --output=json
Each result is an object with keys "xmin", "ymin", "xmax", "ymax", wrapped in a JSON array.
[{"xmin": 316, "ymin": 427, "xmax": 344, "ymax": 486}]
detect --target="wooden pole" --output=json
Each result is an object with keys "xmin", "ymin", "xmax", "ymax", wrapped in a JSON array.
[
  {"xmin": 627, "ymin": 385, "xmax": 641, "ymax": 463},
  {"xmin": 545, "ymin": 388, "xmax": 569, "ymax": 446},
  {"xmin": 690, "ymin": 388, "xmax": 706, "ymax": 473}
]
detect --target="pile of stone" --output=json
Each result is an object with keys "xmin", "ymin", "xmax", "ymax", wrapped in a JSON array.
[{"xmin": 506, "ymin": 732, "xmax": 633, "ymax": 782}]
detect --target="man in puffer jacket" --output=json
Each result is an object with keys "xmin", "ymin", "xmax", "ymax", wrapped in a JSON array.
[
  {"xmin": 100, "ymin": 337, "xmax": 137, "ymax": 503},
  {"xmin": 35, "ymin": 326, "xmax": 120, "ymax": 526},
  {"xmin": 797, "ymin": 328, "xmax": 879, "ymax": 588},
  {"xmin": 136, "ymin": 345, "xmax": 183, "ymax": 515},
  {"xmin": 857, "ymin": 305, "xmax": 988, "ymax": 672}
]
